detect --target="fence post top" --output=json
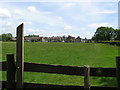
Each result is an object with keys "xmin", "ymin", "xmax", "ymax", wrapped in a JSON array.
[
  {"xmin": 17, "ymin": 23, "xmax": 24, "ymax": 29},
  {"xmin": 116, "ymin": 56, "xmax": 120, "ymax": 58},
  {"xmin": 7, "ymin": 54, "xmax": 14, "ymax": 56},
  {"xmin": 19, "ymin": 23, "xmax": 24, "ymax": 26},
  {"xmin": 84, "ymin": 65, "xmax": 90, "ymax": 68}
]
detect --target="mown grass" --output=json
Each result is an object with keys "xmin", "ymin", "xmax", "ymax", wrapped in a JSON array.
[{"xmin": 1, "ymin": 42, "xmax": 119, "ymax": 86}]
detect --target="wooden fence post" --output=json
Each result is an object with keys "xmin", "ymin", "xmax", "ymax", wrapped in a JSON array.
[
  {"xmin": 16, "ymin": 23, "xmax": 24, "ymax": 88},
  {"xmin": 7, "ymin": 54, "xmax": 16, "ymax": 89},
  {"xmin": 116, "ymin": 56, "xmax": 120, "ymax": 90},
  {"xmin": 84, "ymin": 65, "xmax": 90, "ymax": 90}
]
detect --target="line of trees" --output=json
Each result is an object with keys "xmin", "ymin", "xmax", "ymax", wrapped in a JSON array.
[
  {"xmin": 24, "ymin": 34, "xmax": 39, "ymax": 38},
  {"xmin": 0, "ymin": 34, "xmax": 40, "ymax": 41},
  {"xmin": 0, "ymin": 33, "xmax": 13, "ymax": 41},
  {"xmin": 1, "ymin": 26, "xmax": 120, "ymax": 42},
  {"xmin": 92, "ymin": 27, "xmax": 120, "ymax": 42}
]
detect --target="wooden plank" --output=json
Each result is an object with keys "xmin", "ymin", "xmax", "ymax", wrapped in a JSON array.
[
  {"xmin": 23, "ymin": 83, "xmax": 117, "ymax": 89},
  {"xmin": 24, "ymin": 83, "xmax": 117, "ymax": 90},
  {"xmin": 0, "ymin": 81, "xmax": 117, "ymax": 90},
  {"xmin": 116, "ymin": 56, "xmax": 120, "ymax": 90},
  {"xmin": 16, "ymin": 23, "xmax": 24, "ymax": 88},
  {"xmin": 24, "ymin": 62, "xmax": 116, "ymax": 77},
  {"xmin": 84, "ymin": 66, "xmax": 90, "ymax": 90},
  {"xmin": 24, "ymin": 83, "xmax": 83, "ymax": 89},
  {"xmin": 6, "ymin": 54, "xmax": 16, "ymax": 89},
  {"xmin": 91, "ymin": 86, "xmax": 117, "ymax": 90},
  {"xmin": 0, "ymin": 61, "xmax": 116, "ymax": 77},
  {"xmin": 24, "ymin": 62, "xmax": 84, "ymax": 75}
]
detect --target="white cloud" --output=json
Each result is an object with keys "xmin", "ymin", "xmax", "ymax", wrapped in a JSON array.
[
  {"xmin": 25, "ymin": 28, "xmax": 51, "ymax": 36},
  {"xmin": 98, "ymin": 10, "xmax": 117, "ymax": 14},
  {"xmin": 0, "ymin": 2, "xmax": 117, "ymax": 39},
  {"xmin": 62, "ymin": 3, "xmax": 76, "ymax": 9},
  {"xmin": 107, "ymin": 3, "xmax": 116, "ymax": 6},
  {"xmin": 1, "ymin": 22, "xmax": 16, "ymax": 36},
  {"xmin": 27, "ymin": 6, "xmax": 38, "ymax": 13},
  {"xmin": 18, "ymin": 21, "xmax": 32, "ymax": 25},
  {"xmin": 25, "ymin": 28, "xmax": 40, "ymax": 35},
  {"xmin": 56, "ymin": 16, "xmax": 63, "ymax": 20},
  {"xmin": 2, "ymin": 22, "xmax": 13, "ymax": 28},
  {"xmin": 79, "ymin": 28, "xmax": 86, "ymax": 31},
  {"xmin": 27, "ymin": 6, "xmax": 53, "ymax": 15},
  {"xmin": 0, "ymin": 8, "xmax": 11, "ymax": 18},
  {"xmin": 88, "ymin": 22, "xmax": 111, "ymax": 29},
  {"xmin": 42, "ymin": 11, "xmax": 53, "ymax": 14},
  {"xmin": 0, "ymin": 0, "xmax": 119, "ymax": 2},
  {"xmin": 14, "ymin": 9, "xmax": 24, "ymax": 15},
  {"xmin": 64, "ymin": 25, "xmax": 72, "ymax": 30},
  {"xmin": 26, "ymin": 28, "xmax": 38, "ymax": 32},
  {"xmin": 80, "ymin": 32, "xmax": 93, "ymax": 39}
]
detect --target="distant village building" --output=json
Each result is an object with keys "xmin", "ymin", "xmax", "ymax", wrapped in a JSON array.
[
  {"xmin": 25, "ymin": 37, "xmax": 40, "ymax": 42},
  {"xmin": 25, "ymin": 37, "xmax": 48, "ymax": 42},
  {"xmin": 39, "ymin": 37, "xmax": 48, "ymax": 42},
  {"xmin": 81, "ymin": 37, "xmax": 87, "ymax": 43},
  {"xmin": 75, "ymin": 36, "xmax": 81, "ymax": 42},
  {"xmin": 48, "ymin": 36, "xmax": 62, "ymax": 42},
  {"xmin": 66, "ymin": 36, "xmax": 75, "ymax": 42},
  {"xmin": 23, "ymin": 35, "xmax": 92, "ymax": 43}
]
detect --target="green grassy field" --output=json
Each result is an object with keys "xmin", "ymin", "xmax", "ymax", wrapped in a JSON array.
[{"xmin": 1, "ymin": 42, "xmax": 119, "ymax": 86}]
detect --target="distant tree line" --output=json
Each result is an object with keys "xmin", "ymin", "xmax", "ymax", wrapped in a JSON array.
[
  {"xmin": 24, "ymin": 34, "xmax": 39, "ymax": 38},
  {"xmin": 92, "ymin": 27, "xmax": 120, "ymax": 42},
  {"xmin": 0, "ymin": 33, "xmax": 13, "ymax": 41},
  {"xmin": 1, "ymin": 26, "xmax": 120, "ymax": 42}
]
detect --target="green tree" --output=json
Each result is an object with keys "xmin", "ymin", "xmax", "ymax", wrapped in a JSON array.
[
  {"xmin": 0, "ymin": 35, "xmax": 2, "ymax": 41},
  {"xmin": 115, "ymin": 30, "xmax": 120, "ymax": 40},
  {"xmin": 25, "ymin": 34, "xmax": 39, "ymax": 38},
  {"xmin": 92, "ymin": 27, "xmax": 115, "ymax": 42},
  {"xmin": 1, "ymin": 33, "xmax": 13, "ymax": 41}
]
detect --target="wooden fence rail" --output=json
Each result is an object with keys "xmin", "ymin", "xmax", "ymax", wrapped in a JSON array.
[
  {"xmin": 1, "ymin": 81, "xmax": 117, "ymax": 89},
  {"xmin": 0, "ymin": 60, "xmax": 118, "ymax": 89},
  {"xmin": 0, "ymin": 61, "xmax": 116, "ymax": 77}
]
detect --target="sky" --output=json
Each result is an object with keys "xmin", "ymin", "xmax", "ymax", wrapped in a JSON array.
[{"xmin": 0, "ymin": 1, "xmax": 119, "ymax": 39}]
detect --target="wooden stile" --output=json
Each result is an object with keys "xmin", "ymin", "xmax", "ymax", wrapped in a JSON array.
[
  {"xmin": 116, "ymin": 56, "xmax": 120, "ymax": 90},
  {"xmin": 7, "ymin": 54, "xmax": 16, "ymax": 89},
  {"xmin": 16, "ymin": 23, "xmax": 24, "ymax": 88},
  {"xmin": 84, "ymin": 65, "xmax": 90, "ymax": 90}
]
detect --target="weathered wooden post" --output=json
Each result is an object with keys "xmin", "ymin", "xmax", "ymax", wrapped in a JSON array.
[
  {"xmin": 7, "ymin": 54, "xmax": 16, "ymax": 89},
  {"xmin": 84, "ymin": 65, "xmax": 90, "ymax": 90},
  {"xmin": 116, "ymin": 56, "xmax": 120, "ymax": 90},
  {"xmin": 16, "ymin": 23, "xmax": 24, "ymax": 88}
]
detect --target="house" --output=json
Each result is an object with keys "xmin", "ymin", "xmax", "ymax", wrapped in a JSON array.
[
  {"xmin": 86, "ymin": 39, "xmax": 92, "ymax": 43},
  {"xmin": 25, "ymin": 37, "xmax": 40, "ymax": 42},
  {"xmin": 49, "ymin": 36, "xmax": 62, "ymax": 42},
  {"xmin": 66, "ymin": 36, "xmax": 75, "ymax": 42},
  {"xmin": 81, "ymin": 37, "xmax": 87, "ymax": 43},
  {"xmin": 24, "ymin": 37, "xmax": 31, "ymax": 42},
  {"xmin": 39, "ymin": 37, "xmax": 48, "ymax": 42},
  {"xmin": 75, "ymin": 36, "xmax": 81, "ymax": 42}
]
